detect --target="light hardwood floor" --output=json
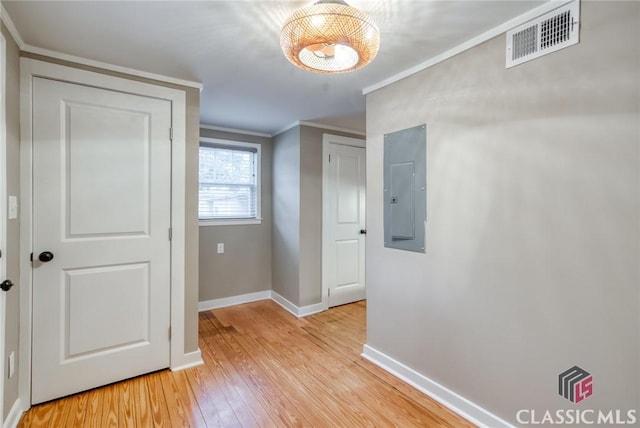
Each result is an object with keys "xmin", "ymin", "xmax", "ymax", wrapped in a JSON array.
[{"xmin": 18, "ymin": 300, "xmax": 475, "ymax": 427}]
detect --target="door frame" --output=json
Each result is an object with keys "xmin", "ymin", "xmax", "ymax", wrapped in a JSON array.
[
  {"xmin": 321, "ymin": 133, "xmax": 366, "ymax": 310},
  {"xmin": 19, "ymin": 58, "xmax": 191, "ymax": 408},
  {"xmin": 0, "ymin": 31, "xmax": 7, "ymax": 426}
]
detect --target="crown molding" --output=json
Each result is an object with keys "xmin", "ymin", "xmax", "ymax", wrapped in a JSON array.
[
  {"xmin": 275, "ymin": 120, "xmax": 365, "ymax": 137},
  {"xmin": 22, "ymin": 44, "xmax": 202, "ymax": 89},
  {"xmin": 363, "ymin": 0, "xmax": 574, "ymax": 95},
  {"xmin": 300, "ymin": 121, "xmax": 366, "ymax": 136},
  {"xmin": 274, "ymin": 121, "xmax": 301, "ymax": 136},
  {"xmin": 199, "ymin": 124, "xmax": 272, "ymax": 138},
  {"xmin": 1, "ymin": 4, "xmax": 25, "ymax": 48}
]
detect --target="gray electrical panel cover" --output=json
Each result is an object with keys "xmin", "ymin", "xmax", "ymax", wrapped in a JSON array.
[{"xmin": 383, "ymin": 124, "xmax": 426, "ymax": 253}]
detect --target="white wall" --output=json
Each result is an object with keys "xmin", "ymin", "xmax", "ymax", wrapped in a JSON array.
[{"xmin": 365, "ymin": 1, "xmax": 639, "ymax": 424}]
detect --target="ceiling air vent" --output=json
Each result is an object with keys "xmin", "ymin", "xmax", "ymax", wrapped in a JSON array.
[{"xmin": 506, "ymin": 0, "xmax": 580, "ymax": 68}]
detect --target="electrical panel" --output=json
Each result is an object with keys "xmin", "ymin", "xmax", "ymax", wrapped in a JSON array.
[{"xmin": 383, "ymin": 124, "xmax": 426, "ymax": 253}]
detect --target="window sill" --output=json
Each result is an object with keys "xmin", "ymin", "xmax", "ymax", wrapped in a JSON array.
[{"xmin": 199, "ymin": 218, "xmax": 263, "ymax": 227}]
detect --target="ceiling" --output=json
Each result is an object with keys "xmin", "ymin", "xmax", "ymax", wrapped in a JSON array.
[{"xmin": 3, "ymin": 0, "xmax": 546, "ymax": 135}]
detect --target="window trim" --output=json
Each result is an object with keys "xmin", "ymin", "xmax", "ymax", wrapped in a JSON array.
[{"xmin": 198, "ymin": 137, "xmax": 262, "ymax": 226}]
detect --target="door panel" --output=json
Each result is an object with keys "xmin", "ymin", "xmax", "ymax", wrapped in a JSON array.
[
  {"xmin": 337, "ymin": 154, "xmax": 360, "ymax": 224},
  {"xmin": 326, "ymin": 140, "xmax": 366, "ymax": 307},
  {"xmin": 65, "ymin": 102, "xmax": 150, "ymax": 237},
  {"xmin": 66, "ymin": 263, "xmax": 150, "ymax": 357},
  {"xmin": 336, "ymin": 239, "xmax": 359, "ymax": 286},
  {"xmin": 31, "ymin": 77, "xmax": 171, "ymax": 404}
]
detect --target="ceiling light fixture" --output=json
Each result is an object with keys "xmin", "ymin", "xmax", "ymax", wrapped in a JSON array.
[{"xmin": 280, "ymin": 0, "xmax": 380, "ymax": 74}]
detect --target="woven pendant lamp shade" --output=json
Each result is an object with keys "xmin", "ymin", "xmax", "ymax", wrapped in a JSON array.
[{"xmin": 280, "ymin": 0, "xmax": 380, "ymax": 73}]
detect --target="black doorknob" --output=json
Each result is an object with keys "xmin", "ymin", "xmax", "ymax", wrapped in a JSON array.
[
  {"xmin": 39, "ymin": 251, "xmax": 54, "ymax": 262},
  {"xmin": 360, "ymin": 229, "xmax": 367, "ymax": 235},
  {"xmin": 1, "ymin": 280, "xmax": 13, "ymax": 292}
]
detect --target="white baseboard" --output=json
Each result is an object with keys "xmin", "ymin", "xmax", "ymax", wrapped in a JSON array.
[
  {"xmin": 361, "ymin": 345, "xmax": 516, "ymax": 428},
  {"xmin": 199, "ymin": 290, "xmax": 327, "ymax": 318},
  {"xmin": 4, "ymin": 398, "xmax": 25, "ymax": 428},
  {"xmin": 170, "ymin": 349, "xmax": 204, "ymax": 371},
  {"xmin": 270, "ymin": 291, "xmax": 299, "ymax": 316},
  {"xmin": 198, "ymin": 290, "xmax": 271, "ymax": 312},
  {"xmin": 270, "ymin": 291, "xmax": 326, "ymax": 318},
  {"xmin": 297, "ymin": 301, "xmax": 326, "ymax": 317}
]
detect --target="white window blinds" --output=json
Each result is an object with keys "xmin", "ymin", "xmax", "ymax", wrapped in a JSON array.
[{"xmin": 199, "ymin": 143, "xmax": 258, "ymax": 220}]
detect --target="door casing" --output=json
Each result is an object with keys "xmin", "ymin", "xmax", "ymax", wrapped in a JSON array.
[
  {"xmin": 0, "ymin": 32, "xmax": 7, "ymax": 427},
  {"xmin": 19, "ymin": 58, "xmax": 194, "ymax": 409},
  {"xmin": 321, "ymin": 133, "xmax": 366, "ymax": 310}
]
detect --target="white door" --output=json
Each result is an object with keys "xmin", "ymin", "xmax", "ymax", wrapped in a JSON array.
[
  {"xmin": 31, "ymin": 77, "xmax": 172, "ymax": 404},
  {"xmin": 323, "ymin": 135, "xmax": 366, "ymax": 307}
]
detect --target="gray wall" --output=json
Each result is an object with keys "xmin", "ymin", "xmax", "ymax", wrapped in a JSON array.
[
  {"xmin": 183, "ymin": 88, "xmax": 200, "ymax": 354},
  {"xmin": 199, "ymin": 128, "xmax": 272, "ymax": 301},
  {"xmin": 365, "ymin": 1, "xmax": 639, "ymax": 423},
  {"xmin": 299, "ymin": 126, "xmax": 324, "ymax": 306},
  {"xmin": 272, "ymin": 126, "xmax": 301, "ymax": 304},
  {"xmin": 20, "ymin": 52, "xmax": 201, "ymax": 355},
  {"xmin": 272, "ymin": 125, "xmax": 362, "ymax": 307},
  {"xmin": 2, "ymin": 24, "xmax": 21, "ymax": 419}
]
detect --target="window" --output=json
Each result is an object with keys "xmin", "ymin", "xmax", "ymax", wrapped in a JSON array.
[{"xmin": 199, "ymin": 138, "xmax": 261, "ymax": 225}]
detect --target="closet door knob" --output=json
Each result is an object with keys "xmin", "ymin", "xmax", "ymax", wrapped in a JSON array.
[
  {"xmin": 39, "ymin": 251, "xmax": 54, "ymax": 262},
  {"xmin": 1, "ymin": 280, "xmax": 14, "ymax": 292}
]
